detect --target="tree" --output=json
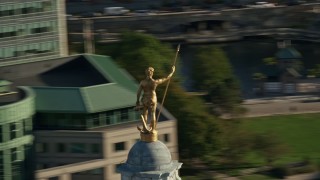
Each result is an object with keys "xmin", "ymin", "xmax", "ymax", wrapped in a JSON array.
[
  {"xmin": 252, "ymin": 132, "xmax": 289, "ymax": 165},
  {"xmin": 97, "ymin": 32, "xmax": 220, "ymax": 159},
  {"xmin": 192, "ymin": 45, "xmax": 243, "ymax": 115},
  {"xmin": 193, "ymin": 46, "xmax": 234, "ymax": 90}
]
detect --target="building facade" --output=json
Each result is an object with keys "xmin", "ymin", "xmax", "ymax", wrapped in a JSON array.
[
  {"xmin": 1, "ymin": 54, "xmax": 179, "ymax": 180},
  {"xmin": 0, "ymin": 86, "xmax": 36, "ymax": 180},
  {"xmin": 0, "ymin": 0, "xmax": 68, "ymax": 67}
]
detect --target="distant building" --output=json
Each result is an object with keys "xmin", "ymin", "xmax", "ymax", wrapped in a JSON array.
[
  {"xmin": 255, "ymin": 42, "xmax": 303, "ymax": 95},
  {"xmin": 0, "ymin": 0, "xmax": 68, "ymax": 67}
]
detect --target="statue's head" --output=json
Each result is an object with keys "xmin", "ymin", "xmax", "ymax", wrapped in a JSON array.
[{"xmin": 145, "ymin": 67, "xmax": 154, "ymax": 77}]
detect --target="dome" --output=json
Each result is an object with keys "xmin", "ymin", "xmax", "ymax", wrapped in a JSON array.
[{"xmin": 126, "ymin": 140, "xmax": 173, "ymax": 171}]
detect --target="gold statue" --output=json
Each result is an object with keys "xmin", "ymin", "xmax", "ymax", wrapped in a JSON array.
[{"xmin": 136, "ymin": 66, "xmax": 175, "ymax": 133}]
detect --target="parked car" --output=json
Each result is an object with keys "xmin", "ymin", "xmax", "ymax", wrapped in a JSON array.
[
  {"xmin": 104, "ymin": 7, "xmax": 130, "ymax": 15},
  {"xmin": 133, "ymin": 10, "xmax": 156, "ymax": 16},
  {"xmin": 246, "ymin": 1, "xmax": 276, "ymax": 8}
]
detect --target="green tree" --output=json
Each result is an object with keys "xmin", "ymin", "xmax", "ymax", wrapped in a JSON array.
[
  {"xmin": 192, "ymin": 45, "xmax": 242, "ymax": 115},
  {"xmin": 97, "ymin": 32, "xmax": 220, "ymax": 159},
  {"xmin": 193, "ymin": 46, "xmax": 234, "ymax": 90},
  {"xmin": 252, "ymin": 132, "xmax": 289, "ymax": 165}
]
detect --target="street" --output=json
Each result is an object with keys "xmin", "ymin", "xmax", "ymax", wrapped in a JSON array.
[{"xmin": 242, "ymin": 95, "xmax": 320, "ymax": 117}]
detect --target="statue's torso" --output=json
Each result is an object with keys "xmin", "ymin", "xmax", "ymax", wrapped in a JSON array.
[{"xmin": 141, "ymin": 79, "xmax": 157, "ymax": 103}]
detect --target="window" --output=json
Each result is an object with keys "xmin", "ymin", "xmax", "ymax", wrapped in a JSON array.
[
  {"xmin": 0, "ymin": 48, "xmax": 3, "ymax": 59},
  {"xmin": 0, "ymin": 151, "xmax": 3, "ymax": 177},
  {"xmin": 92, "ymin": 113, "xmax": 100, "ymax": 127},
  {"xmin": 164, "ymin": 134, "xmax": 170, "ymax": 143},
  {"xmin": 56, "ymin": 143, "xmax": 66, "ymax": 153},
  {"xmin": 159, "ymin": 133, "xmax": 170, "ymax": 143},
  {"xmin": 0, "ymin": 128, "xmax": 2, "ymax": 143},
  {"xmin": 70, "ymin": 143, "xmax": 86, "ymax": 153},
  {"xmin": 114, "ymin": 142, "xmax": 126, "ymax": 152},
  {"xmin": 43, "ymin": 1, "xmax": 53, "ymax": 11},
  {"xmin": 36, "ymin": 143, "xmax": 48, "ymax": 153},
  {"xmin": 105, "ymin": 111, "xmax": 114, "ymax": 125},
  {"xmin": 120, "ymin": 109, "xmax": 129, "ymax": 121},
  {"xmin": 11, "ymin": 148, "xmax": 17, "ymax": 162},
  {"xmin": 91, "ymin": 143, "xmax": 101, "ymax": 154},
  {"xmin": 10, "ymin": 123, "xmax": 16, "ymax": 140}
]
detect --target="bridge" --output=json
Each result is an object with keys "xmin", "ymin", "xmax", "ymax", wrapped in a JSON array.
[{"xmin": 67, "ymin": 4, "xmax": 320, "ymax": 43}]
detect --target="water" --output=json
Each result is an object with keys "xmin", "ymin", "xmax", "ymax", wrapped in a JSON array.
[{"xmin": 179, "ymin": 38, "xmax": 320, "ymax": 98}]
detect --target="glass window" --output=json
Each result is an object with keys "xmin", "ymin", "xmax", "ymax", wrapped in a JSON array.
[
  {"xmin": 70, "ymin": 143, "xmax": 86, "ymax": 153},
  {"xmin": 43, "ymin": 1, "xmax": 52, "ymax": 11},
  {"xmin": 10, "ymin": 123, "xmax": 16, "ymax": 140},
  {"xmin": 91, "ymin": 143, "xmax": 101, "ymax": 154},
  {"xmin": 56, "ymin": 143, "xmax": 66, "ymax": 153},
  {"xmin": 11, "ymin": 148, "xmax": 17, "ymax": 162},
  {"xmin": 0, "ymin": 127, "xmax": 2, "ymax": 143},
  {"xmin": 1, "ymin": 6, "xmax": 8, "ymax": 17},
  {"xmin": 0, "ymin": 48, "xmax": 3, "ymax": 58},
  {"xmin": 25, "ymin": 3, "xmax": 34, "ymax": 14},
  {"xmin": 36, "ymin": 143, "xmax": 48, "ymax": 153},
  {"xmin": 91, "ymin": 113, "xmax": 99, "ymax": 127},
  {"xmin": 105, "ymin": 111, "xmax": 113, "ymax": 125},
  {"xmin": 164, "ymin": 133, "xmax": 170, "ymax": 143},
  {"xmin": 120, "ymin": 109, "xmax": 128, "ymax": 121},
  {"xmin": 8, "ymin": 5, "xmax": 14, "ymax": 15},
  {"xmin": 34, "ymin": 2, "xmax": 42, "ymax": 12},
  {"xmin": 14, "ymin": 3, "xmax": 22, "ymax": 15},
  {"xmin": 114, "ymin": 142, "xmax": 126, "ymax": 152}
]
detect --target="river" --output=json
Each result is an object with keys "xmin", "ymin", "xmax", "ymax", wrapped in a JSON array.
[{"xmin": 179, "ymin": 38, "xmax": 320, "ymax": 98}]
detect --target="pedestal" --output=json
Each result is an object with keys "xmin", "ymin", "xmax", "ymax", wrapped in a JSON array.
[{"xmin": 140, "ymin": 130, "xmax": 158, "ymax": 142}]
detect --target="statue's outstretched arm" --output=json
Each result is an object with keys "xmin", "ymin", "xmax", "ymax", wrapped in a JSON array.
[{"xmin": 155, "ymin": 66, "xmax": 175, "ymax": 84}]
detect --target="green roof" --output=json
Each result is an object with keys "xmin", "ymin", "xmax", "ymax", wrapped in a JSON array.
[
  {"xmin": 33, "ymin": 84, "xmax": 136, "ymax": 113},
  {"xmin": 276, "ymin": 47, "xmax": 302, "ymax": 60},
  {"xmin": 32, "ymin": 54, "xmax": 138, "ymax": 113},
  {"xmin": 81, "ymin": 83, "xmax": 137, "ymax": 112},
  {"xmin": 33, "ymin": 87, "xmax": 86, "ymax": 113},
  {"xmin": 85, "ymin": 54, "xmax": 138, "ymax": 92}
]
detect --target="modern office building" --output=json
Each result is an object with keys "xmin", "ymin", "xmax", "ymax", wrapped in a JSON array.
[
  {"xmin": 0, "ymin": 84, "xmax": 35, "ymax": 180},
  {"xmin": 0, "ymin": 0, "xmax": 68, "ymax": 67},
  {"xmin": 1, "ymin": 54, "xmax": 179, "ymax": 180}
]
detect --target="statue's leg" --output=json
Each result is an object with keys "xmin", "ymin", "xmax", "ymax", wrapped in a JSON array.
[
  {"xmin": 142, "ymin": 106, "xmax": 148, "ymax": 131},
  {"xmin": 150, "ymin": 104, "xmax": 157, "ymax": 132}
]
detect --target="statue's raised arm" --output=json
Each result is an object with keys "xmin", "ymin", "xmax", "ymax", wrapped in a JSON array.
[{"xmin": 155, "ymin": 66, "xmax": 175, "ymax": 85}]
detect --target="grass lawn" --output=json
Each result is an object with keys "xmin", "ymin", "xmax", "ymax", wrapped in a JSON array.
[{"xmin": 242, "ymin": 113, "xmax": 320, "ymax": 165}]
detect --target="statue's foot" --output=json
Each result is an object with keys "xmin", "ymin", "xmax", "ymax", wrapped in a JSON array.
[
  {"xmin": 137, "ymin": 125, "xmax": 153, "ymax": 133},
  {"xmin": 137, "ymin": 125, "xmax": 143, "ymax": 132}
]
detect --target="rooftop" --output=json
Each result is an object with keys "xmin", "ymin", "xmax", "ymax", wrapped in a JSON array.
[{"xmin": 0, "ymin": 54, "xmax": 139, "ymax": 113}]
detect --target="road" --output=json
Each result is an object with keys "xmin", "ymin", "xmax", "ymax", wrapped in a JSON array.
[{"xmin": 242, "ymin": 95, "xmax": 320, "ymax": 117}]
